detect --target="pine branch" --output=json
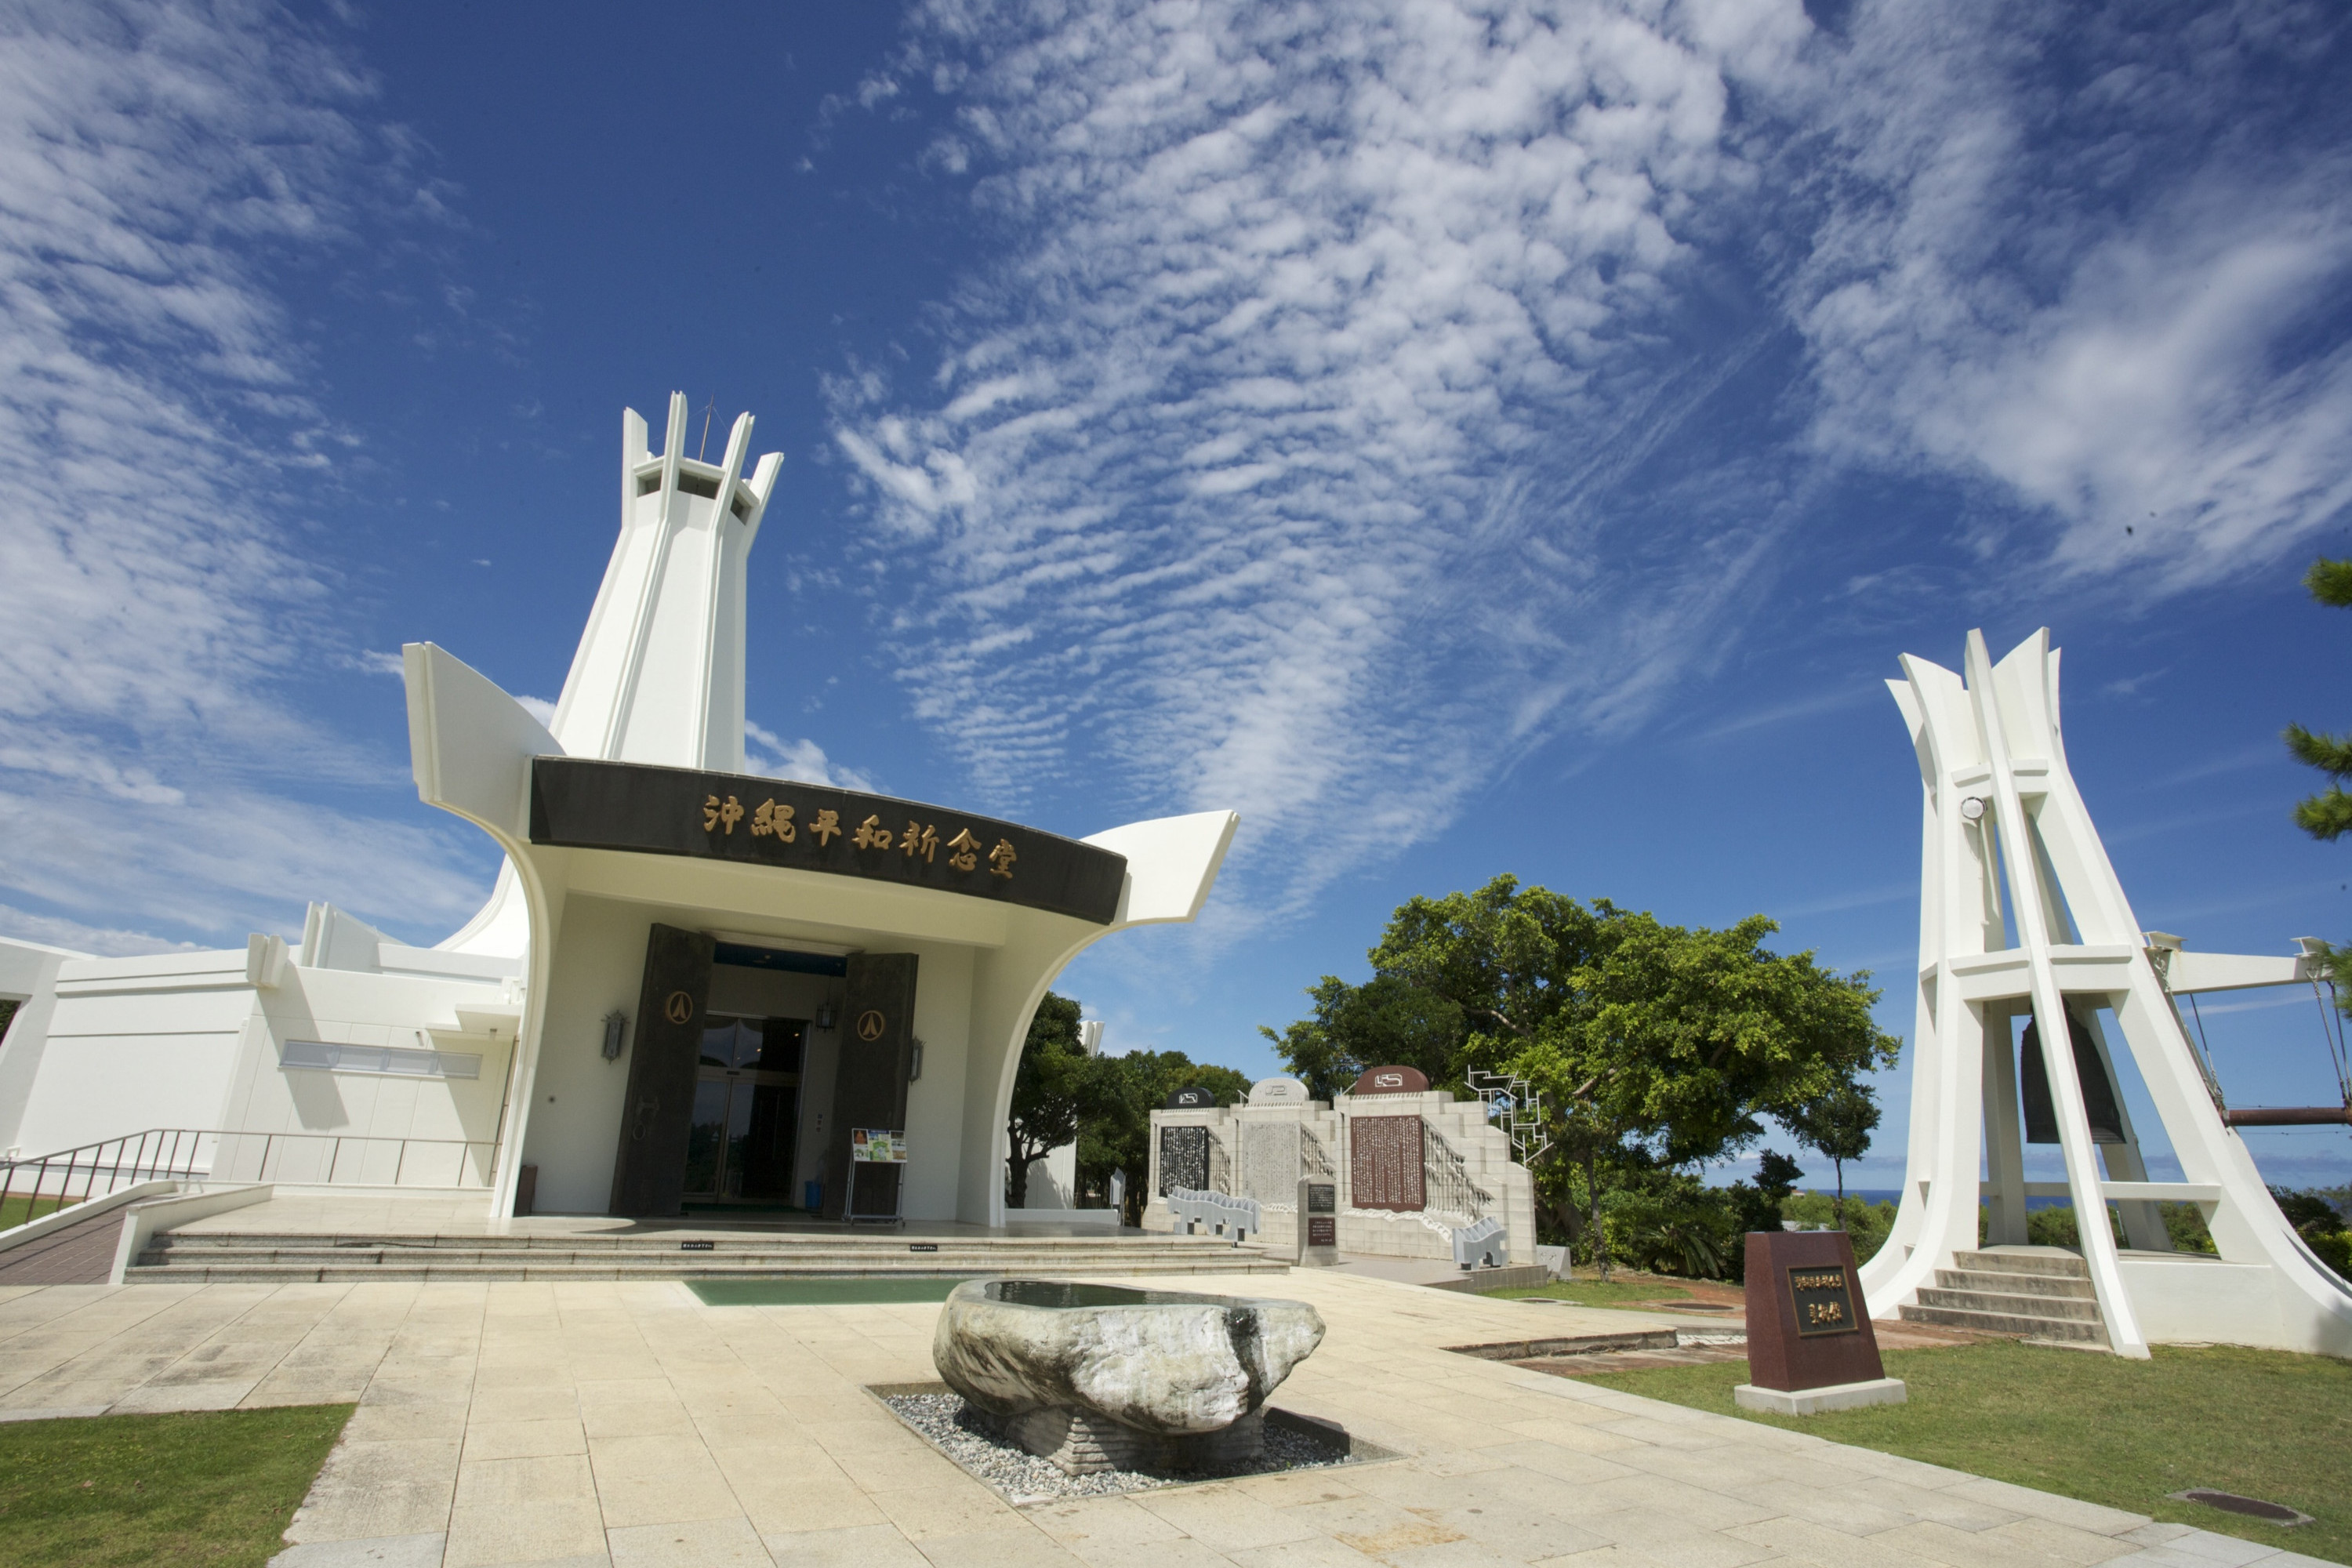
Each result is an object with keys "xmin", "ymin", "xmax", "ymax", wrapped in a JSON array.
[
  {"xmin": 2292, "ymin": 786, "xmax": 2352, "ymax": 842},
  {"xmin": 2285, "ymin": 724, "xmax": 2352, "ymax": 779},
  {"xmin": 2307, "ymin": 557, "xmax": 2352, "ymax": 609}
]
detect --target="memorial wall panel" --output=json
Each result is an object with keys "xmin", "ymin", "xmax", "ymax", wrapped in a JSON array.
[
  {"xmin": 1348, "ymin": 1115, "xmax": 1425, "ymax": 1211},
  {"xmin": 1158, "ymin": 1125, "xmax": 1208, "ymax": 1195},
  {"xmin": 1241, "ymin": 1122, "xmax": 1300, "ymax": 1206}
]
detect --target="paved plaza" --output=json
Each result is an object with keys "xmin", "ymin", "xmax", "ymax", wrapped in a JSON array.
[{"xmin": 0, "ymin": 1265, "xmax": 2328, "ymax": 1568}]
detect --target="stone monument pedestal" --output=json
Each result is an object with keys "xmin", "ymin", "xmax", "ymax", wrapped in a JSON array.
[
  {"xmin": 933, "ymin": 1279, "xmax": 1325, "ymax": 1475},
  {"xmin": 1732, "ymin": 1230, "xmax": 1906, "ymax": 1416},
  {"xmin": 1298, "ymin": 1178, "xmax": 1338, "ymax": 1266}
]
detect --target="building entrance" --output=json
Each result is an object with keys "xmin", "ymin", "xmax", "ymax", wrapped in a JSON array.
[{"xmin": 682, "ymin": 1016, "xmax": 802, "ymax": 1203}]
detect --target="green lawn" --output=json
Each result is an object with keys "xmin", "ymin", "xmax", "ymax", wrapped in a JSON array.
[
  {"xmin": 1585, "ymin": 1341, "xmax": 2352, "ymax": 1564},
  {"xmin": 0, "ymin": 1405, "xmax": 354, "ymax": 1568},
  {"xmin": 0, "ymin": 1194, "xmax": 72, "ymax": 1232},
  {"xmin": 1488, "ymin": 1276, "xmax": 1697, "ymax": 1309}
]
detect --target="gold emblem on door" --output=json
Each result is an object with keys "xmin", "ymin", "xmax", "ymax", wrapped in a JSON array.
[
  {"xmin": 663, "ymin": 990, "xmax": 695, "ymax": 1026},
  {"xmin": 855, "ymin": 1010, "xmax": 887, "ymax": 1042}
]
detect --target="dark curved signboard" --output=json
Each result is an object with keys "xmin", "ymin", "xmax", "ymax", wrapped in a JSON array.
[
  {"xmin": 1350, "ymin": 1065, "xmax": 1429, "ymax": 1095},
  {"xmin": 529, "ymin": 758, "xmax": 1128, "ymax": 926},
  {"xmin": 1164, "ymin": 1086, "xmax": 1218, "ymax": 1109}
]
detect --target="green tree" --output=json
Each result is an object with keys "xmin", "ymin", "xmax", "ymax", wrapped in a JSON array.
[
  {"xmin": 2287, "ymin": 557, "xmax": 2352, "ymax": 841},
  {"xmin": 1784, "ymin": 1079, "xmax": 1880, "ymax": 1229},
  {"xmin": 1258, "ymin": 974, "xmax": 1463, "ymax": 1101},
  {"xmin": 2286, "ymin": 557, "xmax": 2352, "ymax": 1008},
  {"xmin": 1072, "ymin": 1049, "xmax": 1250, "ymax": 1225},
  {"xmin": 1367, "ymin": 876, "xmax": 1900, "ymax": 1279},
  {"xmin": 1004, "ymin": 992, "xmax": 1094, "ymax": 1208}
]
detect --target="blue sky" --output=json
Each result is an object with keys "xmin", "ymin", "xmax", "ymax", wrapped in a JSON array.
[{"xmin": 5, "ymin": 1, "xmax": 2351, "ymax": 1192}]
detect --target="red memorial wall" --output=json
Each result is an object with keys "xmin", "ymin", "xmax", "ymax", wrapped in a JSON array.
[{"xmin": 1348, "ymin": 1116, "xmax": 1425, "ymax": 1211}]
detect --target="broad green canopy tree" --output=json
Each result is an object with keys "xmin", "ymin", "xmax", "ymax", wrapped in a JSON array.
[
  {"xmin": 1004, "ymin": 991, "xmax": 1094, "ymax": 1208},
  {"xmin": 1257, "ymin": 974, "xmax": 1464, "ymax": 1102},
  {"xmin": 1076, "ymin": 1050, "xmax": 1251, "ymax": 1225},
  {"xmin": 1266, "ymin": 875, "xmax": 1900, "ymax": 1274},
  {"xmin": 1005, "ymin": 990, "xmax": 1251, "ymax": 1219}
]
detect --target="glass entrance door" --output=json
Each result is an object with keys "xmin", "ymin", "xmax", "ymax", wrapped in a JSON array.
[{"xmin": 681, "ymin": 1016, "xmax": 804, "ymax": 1202}]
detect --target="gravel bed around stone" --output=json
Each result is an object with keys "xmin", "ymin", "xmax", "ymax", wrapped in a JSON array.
[{"xmin": 881, "ymin": 1391, "xmax": 1357, "ymax": 1504}]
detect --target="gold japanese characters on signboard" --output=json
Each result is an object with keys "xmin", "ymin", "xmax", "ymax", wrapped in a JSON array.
[
  {"xmin": 1786, "ymin": 1267, "xmax": 1860, "ymax": 1337},
  {"xmin": 701, "ymin": 794, "xmax": 1017, "ymax": 882}
]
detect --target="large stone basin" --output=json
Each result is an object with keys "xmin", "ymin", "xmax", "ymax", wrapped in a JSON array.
[{"xmin": 933, "ymin": 1278, "xmax": 1326, "ymax": 1473}]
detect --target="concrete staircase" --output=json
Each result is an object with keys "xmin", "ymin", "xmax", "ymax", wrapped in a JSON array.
[
  {"xmin": 129, "ymin": 1229, "xmax": 1287, "ymax": 1284},
  {"xmin": 1898, "ymin": 1247, "xmax": 2110, "ymax": 1348}
]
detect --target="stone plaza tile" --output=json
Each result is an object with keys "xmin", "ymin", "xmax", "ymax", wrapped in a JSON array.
[
  {"xmin": 579, "ymin": 1398, "xmax": 697, "ymax": 1439},
  {"xmin": 465, "ymin": 1417, "xmax": 590, "ymax": 1460},
  {"xmin": 863, "ymin": 1479, "xmax": 1030, "ymax": 1541},
  {"xmin": 1217, "ymin": 1537, "xmax": 1385, "ymax": 1568},
  {"xmin": 1945, "ymin": 1479, "xmax": 2159, "ymax": 1537},
  {"xmin": 441, "ymin": 1497, "xmax": 610, "ymax": 1568},
  {"xmin": 1133, "ymin": 1483, "xmax": 1332, "ymax": 1553},
  {"xmin": 1980, "ymin": 1517, "xmax": 2146, "ymax": 1566},
  {"xmin": 1066, "ymin": 1533, "xmax": 1243, "ymax": 1568},
  {"xmin": 467, "ymin": 1384, "xmax": 583, "ymax": 1423},
  {"xmin": 1574, "ymin": 1507, "xmax": 1786, "ymax": 1568},
  {"xmin": 1025, "ymin": 1493, "xmax": 1194, "ymax": 1550},
  {"xmin": 1717, "ymin": 1476, "xmax": 1942, "ymax": 1538},
  {"xmin": 111, "ymin": 1377, "xmax": 273, "ymax": 1412},
  {"xmin": 1536, "ymin": 1471, "xmax": 1784, "ymax": 1531},
  {"xmin": 586, "ymin": 1464, "xmax": 742, "ymax": 1531},
  {"xmin": 1283, "ymin": 1492, "xmax": 1469, "ymax": 1550},
  {"xmin": 343, "ymin": 1402, "xmax": 471, "ymax": 1442},
  {"xmin": 1874, "ymin": 1517, "xmax": 2129, "ymax": 1568},
  {"xmin": 285, "ymin": 1471, "xmax": 459, "ymax": 1547},
  {"xmin": 1224, "ymin": 1466, "xmax": 1367, "ymax": 1508},
  {"xmin": 1494, "ymin": 1414, "xmax": 1651, "ymax": 1454},
  {"xmin": 1426, "ymin": 1494, "xmax": 1612, "ymax": 1562},
  {"xmin": 897, "ymin": 1526, "xmax": 1091, "ymax": 1567},
  {"xmin": 735, "ymin": 1476, "xmax": 887, "ymax": 1537},
  {"xmin": 1460, "ymin": 1438, "xmax": 1648, "ymax": 1491},
  {"xmin": 757, "ymin": 1522, "xmax": 931, "ymax": 1568},
  {"xmin": 455, "ymin": 1453, "xmax": 597, "ymax": 1508},
  {"xmin": 605, "ymin": 1515, "xmax": 775, "ymax": 1567}
]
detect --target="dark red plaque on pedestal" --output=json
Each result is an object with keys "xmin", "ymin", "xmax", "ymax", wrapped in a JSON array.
[{"xmin": 1742, "ymin": 1230, "xmax": 1886, "ymax": 1392}]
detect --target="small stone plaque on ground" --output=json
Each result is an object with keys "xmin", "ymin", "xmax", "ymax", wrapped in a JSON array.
[{"xmin": 1733, "ymin": 1229, "xmax": 1905, "ymax": 1416}]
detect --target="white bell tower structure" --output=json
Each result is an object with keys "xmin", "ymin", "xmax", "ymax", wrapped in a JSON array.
[{"xmin": 1862, "ymin": 629, "xmax": 2352, "ymax": 1356}]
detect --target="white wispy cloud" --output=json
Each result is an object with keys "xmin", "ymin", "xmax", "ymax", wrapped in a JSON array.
[
  {"xmin": 834, "ymin": 0, "xmax": 1816, "ymax": 920},
  {"xmin": 1791, "ymin": 0, "xmax": 2352, "ymax": 594},
  {"xmin": 746, "ymin": 721, "xmax": 880, "ymax": 794},
  {"xmin": 0, "ymin": 1, "xmax": 490, "ymax": 947}
]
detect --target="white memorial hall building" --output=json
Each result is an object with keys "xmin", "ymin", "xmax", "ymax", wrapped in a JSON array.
[{"xmin": 0, "ymin": 395, "xmax": 1236, "ymax": 1230}]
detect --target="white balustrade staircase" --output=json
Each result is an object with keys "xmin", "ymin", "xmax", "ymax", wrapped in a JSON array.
[
  {"xmin": 128, "ymin": 1228, "xmax": 1286, "ymax": 1284},
  {"xmin": 1897, "ymin": 1247, "xmax": 2111, "ymax": 1348}
]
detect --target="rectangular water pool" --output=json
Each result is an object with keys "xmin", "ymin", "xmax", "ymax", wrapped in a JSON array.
[{"xmin": 688, "ymin": 1277, "xmax": 966, "ymax": 1306}]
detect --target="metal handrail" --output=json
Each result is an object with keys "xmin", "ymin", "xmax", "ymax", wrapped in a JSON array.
[
  {"xmin": 0, "ymin": 1127, "xmax": 496, "ymax": 1227},
  {"xmin": 1420, "ymin": 1120, "xmax": 1494, "ymax": 1222}
]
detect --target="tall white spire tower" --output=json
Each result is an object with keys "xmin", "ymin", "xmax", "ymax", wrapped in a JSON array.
[
  {"xmin": 434, "ymin": 394, "xmax": 782, "ymax": 958},
  {"xmin": 550, "ymin": 392, "xmax": 782, "ymax": 771}
]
